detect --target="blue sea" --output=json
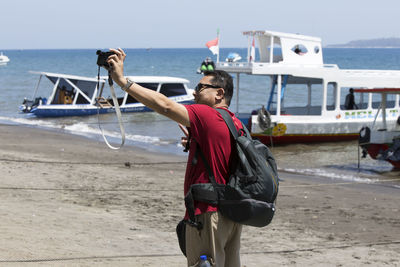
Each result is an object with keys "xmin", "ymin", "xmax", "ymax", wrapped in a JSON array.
[{"xmin": 1, "ymin": 48, "xmax": 400, "ymax": 185}]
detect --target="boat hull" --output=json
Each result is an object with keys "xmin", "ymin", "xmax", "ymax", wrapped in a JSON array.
[
  {"xmin": 239, "ymin": 109, "xmax": 400, "ymax": 146},
  {"xmin": 252, "ymin": 133, "xmax": 358, "ymax": 145},
  {"xmin": 29, "ymin": 100, "xmax": 194, "ymax": 117},
  {"xmin": 364, "ymin": 143, "xmax": 400, "ymax": 169}
]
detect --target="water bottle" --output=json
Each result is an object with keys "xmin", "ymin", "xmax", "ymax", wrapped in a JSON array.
[{"xmin": 198, "ymin": 255, "xmax": 211, "ymax": 267}]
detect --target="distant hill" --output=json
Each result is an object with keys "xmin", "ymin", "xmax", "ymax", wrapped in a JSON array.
[{"xmin": 327, "ymin": 38, "xmax": 400, "ymax": 48}]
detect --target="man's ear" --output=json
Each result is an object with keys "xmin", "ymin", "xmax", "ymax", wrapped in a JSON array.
[{"xmin": 215, "ymin": 87, "xmax": 225, "ymax": 100}]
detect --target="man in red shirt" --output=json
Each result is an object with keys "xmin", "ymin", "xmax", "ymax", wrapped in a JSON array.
[{"xmin": 108, "ymin": 48, "xmax": 242, "ymax": 267}]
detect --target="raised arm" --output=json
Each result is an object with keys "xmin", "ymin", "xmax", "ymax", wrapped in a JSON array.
[{"xmin": 107, "ymin": 48, "xmax": 190, "ymax": 127}]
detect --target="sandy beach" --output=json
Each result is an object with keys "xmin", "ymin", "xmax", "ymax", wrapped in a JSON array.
[{"xmin": 0, "ymin": 124, "xmax": 399, "ymax": 266}]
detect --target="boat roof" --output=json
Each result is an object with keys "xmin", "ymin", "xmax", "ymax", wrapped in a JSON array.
[
  {"xmin": 31, "ymin": 72, "xmax": 190, "ymax": 85},
  {"xmin": 243, "ymin": 30, "xmax": 321, "ymax": 43},
  {"xmin": 125, "ymin": 76, "xmax": 190, "ymax": 84},
  {"xmin": 30, "ymin": 71, "xmax": 106, "ymax": 83},
  {"xmin": 354, "ymin": 88, "xmax": 400, "ymax": 94}
]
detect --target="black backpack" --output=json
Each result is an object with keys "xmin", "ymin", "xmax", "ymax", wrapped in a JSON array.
[{"xmin": 184, "ymin": 109, "xmax": 279, "ymax": 229}]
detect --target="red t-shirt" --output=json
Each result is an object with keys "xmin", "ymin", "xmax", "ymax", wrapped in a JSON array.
[{"xmin": 184, "ymin": 104, "xmax": 242, "ymax": 217}]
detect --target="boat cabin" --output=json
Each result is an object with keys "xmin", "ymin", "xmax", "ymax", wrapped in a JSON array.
[
  {"xmin": 216, "ymin": 30, "xmax": 400, "ymax": 145},
  {"xmin": 245, "ymin": 30, "xmax": 323, "ymax": 65},
  {"xmin": 217, "ymin": 30, "xmax": 400, "ymax": 118}
]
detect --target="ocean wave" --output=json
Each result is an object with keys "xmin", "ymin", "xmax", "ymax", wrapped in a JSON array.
[
  {"xmin": 0, "ymin": 116, "xmax": 165, "ymax": 146},
  {"xmin": 281, "ymin": 167, "xmax": 378, "ymax": 183}
]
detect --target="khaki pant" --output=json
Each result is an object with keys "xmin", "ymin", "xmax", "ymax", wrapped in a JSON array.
[{"xmin": 185, "ymin": 212, "xmax": 242, "ymax": 267}]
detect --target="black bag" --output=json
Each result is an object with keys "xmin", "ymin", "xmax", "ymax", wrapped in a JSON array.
[
  {"xmin": 184, "ymin": 109, "xmax": 279, "ymax": 229},
  {"xmin": 176, "ymin": 220, "xmax": 186, "ymax": 256}
]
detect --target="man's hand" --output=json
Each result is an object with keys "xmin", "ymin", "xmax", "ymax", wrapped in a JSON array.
[
  {"xmin": 107, "ymin": 48, "xmax": 127, "ymax": 87},
  {"xmin": 179, "ymin": 123, "xmax": 190, "ymax": 152}
]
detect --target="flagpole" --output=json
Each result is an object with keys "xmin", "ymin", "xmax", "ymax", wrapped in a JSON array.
[
  {"xmin": 247, "ymin": 35, "xmax": 250, "ymax": 62},
  {"xmin": 217, "ymin": 29, "xmax": 220, "ymax": 63}
]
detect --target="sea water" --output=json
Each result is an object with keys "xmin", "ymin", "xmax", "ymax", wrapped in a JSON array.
[{"xmin": 1, "ymin": 48, "xmax": 400, "ymax": 184}]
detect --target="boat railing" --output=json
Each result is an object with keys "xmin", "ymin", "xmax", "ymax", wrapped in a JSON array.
[
  {"xmin": 218, "ymin": 61, "xmax": 339, "ymax": 70},
  {"xmin": 341, "ymin": 69, "xmax": 400, "ymax": 77}
]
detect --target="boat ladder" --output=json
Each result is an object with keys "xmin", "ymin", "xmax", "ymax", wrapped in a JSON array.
[
  {"xmin": 96, "ymin": 97, "xmax": 113, "ymax": 108},
  {"xmin": 267, "ymin": 75, "xmax": 288, "ymax": 111}
]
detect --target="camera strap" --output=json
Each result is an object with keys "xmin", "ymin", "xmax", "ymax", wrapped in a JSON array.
[{"xmin": 96, "ymin": 68, "xmax": 126, "ymax": 150}]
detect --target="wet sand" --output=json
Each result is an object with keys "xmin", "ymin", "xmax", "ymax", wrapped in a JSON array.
[{"xmin": 0, "ymin": 124, "xmax": 399, "ymax": 266}]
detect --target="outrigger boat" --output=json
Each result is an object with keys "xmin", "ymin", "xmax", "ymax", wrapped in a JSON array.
[
  {"xmin": 20, "ymin": 71, "xmax": 194, "ymax": 117},
  {"xmin": 0, "ymin": 52, "xmax": 10, "ymax": 65},
  {"xmin": 216, "ymin": 30, "xmax": 400, "ymax": 145},
  {"xmin": 358, "ymin": 88, "xmax": 400, "ymax": 169}
]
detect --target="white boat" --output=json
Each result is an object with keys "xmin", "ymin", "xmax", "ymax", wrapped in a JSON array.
[
  {"xmin": 226, "ymin": 52, "xmax": 242, "ymax": 62},
  {"xmin": 216, "ymin": 30, "xmax": 400, "ymax": 145},
  {"xmin": 358, "ymin": 88, "xmax": 400, "ymax": 169},
  {"xmin": 0, "ymin": 52, "xmax": 10, "ymax": 65},
  {"xmin": 20, "ymin": 71, "xmax": 194, "ymax": 117}
]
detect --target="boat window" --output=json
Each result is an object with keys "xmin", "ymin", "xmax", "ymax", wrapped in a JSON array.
[
  {"xmin": 371, "ymin": 93, "xmax": 381, "ymax": 109},
  {"xmin": 71, "ymin": 79, "xmax": 97, "ymax": 99},
  {"xmin": 291, "ymin": 44, "xmax": 308, "ymax": 55},
  {"xmin": 159, "ymin": 83, "xmax": 186, "ymax": 97},
  {"xmin": 370, "ymin": 93, "xmax": 397, "ymax": 109},
  {"xmin": 49, "ymin": 78, "xmax": 76, "ymax": 104},
  {"xmin": 76, "ymin": 93, "xmax": 89, "ymax": 104},
  {"xmin": 261, "ymin": 37, "xmax": 282, "ymax": 63},
  {"xmin": 277, "ymin": 78, "xmax": 323, "ymax": 116},
  {"xmin": 340, "ymin": 87, "xmax": 367, "ymax": 110},
  {"xmin": 137, "ymin": 83, "xmax": 159, "ymax": 91},
  {"xmin": 326, "ymin": 82, "xmax": 337, "ymax": 111},
  {"xmin": 125, "ymin": 83, "xmax": 158, "ymax": 104},
  {"xmin": 314, "ymin": 46, "xmax": 320, "ymax": 54},
  {"xmin": 384, "ymin": 94, "xmax": 396, "ymax": 108}
]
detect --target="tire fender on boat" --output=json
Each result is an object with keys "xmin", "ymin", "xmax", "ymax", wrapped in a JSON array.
[
  {"xmin": 257, "ymin": 106, "xmax": 271, "ymax": 131},
  {"xmin": 359, "ymin": 126, "xmax": 371, "ymax": 145}
]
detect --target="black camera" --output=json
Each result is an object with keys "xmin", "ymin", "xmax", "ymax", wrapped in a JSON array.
[{"xmin": 96, "ymin": 50, "xmax": 115, "ymax": 69}]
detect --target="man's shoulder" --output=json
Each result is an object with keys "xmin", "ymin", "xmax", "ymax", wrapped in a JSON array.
[{"xmin": 186, "ymin": 104, "xmax": 215, "ymax": 113}]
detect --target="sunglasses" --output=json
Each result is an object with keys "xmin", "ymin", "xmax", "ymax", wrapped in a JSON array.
[{"xmin": 195, "ymin": 83, "xmax": 221, "ymax": 92}]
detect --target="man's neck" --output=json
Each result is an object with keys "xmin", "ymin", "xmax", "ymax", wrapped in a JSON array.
[{"xmin": 213, "ymin": 102, "xmax": 229, "ymax": 109}]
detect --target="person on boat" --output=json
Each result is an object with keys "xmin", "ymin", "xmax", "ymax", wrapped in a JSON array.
[
  {"xmin": 107, "ymin": 48, "xmax": 243, "ymax": 267},
  {"xmin": 344, "ymin": 88, "xmax": 358, "ymax": 110},
  {"xmin": 200, "ymin": 57, "xmax": 215, "ymax": 73}
]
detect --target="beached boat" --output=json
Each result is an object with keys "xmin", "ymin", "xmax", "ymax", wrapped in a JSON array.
[
  {"xmin": 0, "ymin": 52, "xmax": 10, "ymax": 65},
  {"xmin": 358, "ymin": 88, "xmax": 400, "ymax": 169},
  {"xmin": 20, "ymin": 71, "xmax": 194, "ymax": 117},
  {"xmin": 216, "ymin": 30, "xmax": 400, "ymax": 145}
]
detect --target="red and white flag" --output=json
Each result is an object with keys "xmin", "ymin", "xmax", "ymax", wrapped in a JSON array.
[
  {"xmin": 206, "ymin": 37, "xmax": 219, "ymax": 55},
  {"xmin": 249, "ymin": 37, "xmax": 255, "ymax": 62}
]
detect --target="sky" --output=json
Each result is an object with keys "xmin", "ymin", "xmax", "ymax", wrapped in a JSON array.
[{"xmin": 1, "ymin": 0, "xmax": 400, "ymax": 49}]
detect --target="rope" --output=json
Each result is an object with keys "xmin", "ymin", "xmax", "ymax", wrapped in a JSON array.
[
  {"xmin": 0, "ymin": 158, "xmax": 186, "ymax": 166},
  {"xmin": 0, "ymin": 177, "xmax": 397, "ymax": 193},
  {"xmin": 280, "ymin": 178, "xmax": 400, "ymax": 188},
  {"xmin": 0, "ymin": 186, "xmax": 180, "ymax": 192},
  {"xmin": 0, "ymin": 240, "xmax": 398, "ymax": 263},
  {"xmin": 0, "ymin": 119, "xmax": 171, "ymax": 126},
  {"xmin": 245, "ymin": 240, "xmax": 400, "ymax": 255}
]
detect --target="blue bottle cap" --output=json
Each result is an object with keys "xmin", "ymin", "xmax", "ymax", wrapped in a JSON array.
[{"xmin": 200, "ymin": 255, "xmax": 207, "ymax": 260}]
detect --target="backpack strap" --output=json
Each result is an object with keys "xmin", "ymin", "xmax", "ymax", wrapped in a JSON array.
[
  {"xmin": 216, "ymin": 108, "xmax": 252, "ymax": 139},
  {"xmin": 184, "ymin": 141, "xmax": 219, "ymax": 230},
  {"xmin": 217, "ymin": 108, "xmax": 257, "ymax": 184},
  {"xmin": 216, "ymin": 108, "xmax": 239, "ymax": 139}
]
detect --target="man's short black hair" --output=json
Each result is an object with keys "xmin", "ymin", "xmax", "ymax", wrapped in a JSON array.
[{"xmin": 203, "ymin": 70, "xmax": 234, "ymax": 106}]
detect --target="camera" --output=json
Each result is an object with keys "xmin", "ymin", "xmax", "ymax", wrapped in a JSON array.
[{"xmin": 96, "ymin": 50, "xmax": 115, "ymax": 69}]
